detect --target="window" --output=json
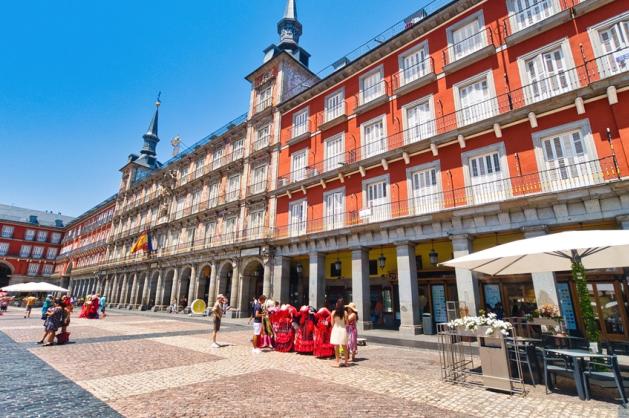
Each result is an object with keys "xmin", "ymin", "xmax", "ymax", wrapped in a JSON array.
[
  {"xmin": 449, "ymin": 14, "xmax": 485, "ymax": 61},
  {"xmin": 590, "ymin": 14, "xmax": 629, "ymax": 77},
  {"xmin": 191, "ymin": 190, "xmax": 201, "ymax": 212},
  {"xmin": 32, "ymin": 246, "xmax": 44, "ymax": 259},
  {"xmin": 42, "ymin": 264, "xmax": 53, "ymax": 276},
  {"xmin": 292, "ymin": 108, "xmax": 309, "ymax": 137},
  {"xmin": 291, "ymin": 149, "xmax": 308, "ymax": 182},
  {"xmin": 175, "ymin": 196, "xmax": 185, "ymax": 219},
  {"xmin": 409, "ymin": 164, "xmax": 441, "ymax": 215},
  {"xmin": 456, "ymin": 73, "xmax": 497, "ymax": 127},
  {"xmin": 227, "ymin": 174, "xmax": 241, "ymax": 201},
  {"xmin": 205, "ymin": 222, "xmax": 216, "ymax": 246},
  {"xmin": 363, "ymin": 176, "xmax": 390, "ymax": 222},
  {"xmin": 463, "ymin": 144, "xmax": 509, "ymax": 205},
  {"xmin": 360, "ymin": 68, "xmax": 384, "ymax": 104},
  {"xmin": 249, "ymin": 210, "xmax": 265, "ymax": 238},
  {"xmin": 212, "ymin": 146, "xmax": 224, "ymax": 169},
  {"xmin": 399, "ymin": 43, "xmax": 430, "ymax": 85},
  {"xmin": 24, "ymin": 229, "xmax": 35, "ymax": 241},
  {"xmin": 324, "ymin": 189, "xmax": 345, "ymax": 230},
  {"xmin": 0, "ymin": 243, "xmax": 8, "ymax": 256},
  {"xmin": 251, "ymin": 165, "xmax": 267, "ymax": 193},
  {"xmin": 27, "ymin": 263, "xmax": 39, "ymax": 276},
  {"xmin": 1, "ymin": 226, "xmax": 14, "ymax": 238},
  {"xmin": 208, "ymin": 182, "xmax": 220, "ymax": 207},
  {"xmin": 325, "ymin": 89, "xmax": 345, "ymax": 121},
  {"xmin": 255, "ymin": 125, "xmax": 271, "ymax": 150},
  {"xmin": 195, "ymin": 157, "xmax": 205, "ymax": 177},
  {"xmin": 509, "ymin": 0, "xmax": 557, "ymax": 33},
  {"xmin": 324, "ymin": 134, "xmax": 345, "ymax": 172},
  {"xmin": 50, "ymin": 232, "xmax": 61, "ymax": 244},
  {"xmin": 256, "ymin": 86, "xmax": 272, "ymax": 112},
  {"xmin": 521, "ymin": 42, "xmax": 574, "ymax": 104},
  {"xmin": 362, "ymin": 117, "xmax": 386, "ymax": 158},
  {"xmin": 232, "ymin": 138, "xmax": 244, "ymax": 160},
  {"xmin": 223, "ymin": 217, "xmax": 237, "ymax": 242},
  {"xmin": 180, "ymin": 165, "xmax": 189, "ymax": 184},
  {"xmin": 19, "ymin": 245, "xmax": 32, "ymax": 258},
  {"xmin": 36, "ymin": 230, "xmax": 47, "ymax": 242},
  {"xmin": 404, "ymin": 97, "xmax": 435, "ymax": 144},
  {"xmin": 533, "ymin": 121, "xmax": 597, "ymax": 192},
  {"xmin": 289, "ymin": 199, "xmax": 307, "ymax": 237}
]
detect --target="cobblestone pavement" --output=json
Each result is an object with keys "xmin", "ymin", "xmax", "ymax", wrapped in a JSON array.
[{"xmin": 1, "ymin": 308, "xmax": 626, "ymax": 417}]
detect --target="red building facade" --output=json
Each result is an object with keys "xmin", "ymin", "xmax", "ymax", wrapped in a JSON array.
[{"xmin": 273, "ymin": 0, "xmax": 629, "ymax": 338}]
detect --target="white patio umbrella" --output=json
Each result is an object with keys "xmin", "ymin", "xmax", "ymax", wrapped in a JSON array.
[
  {"xmin": 1, "ymin": 282, "xmax": 68, "ymax": 293},
  {"xmin": 441, "ymin": 230, "xmax": 629, "ymax": 275},
  {"xmin": 441, "ymin": 229, "xmax": 629, "ymax": 342}
]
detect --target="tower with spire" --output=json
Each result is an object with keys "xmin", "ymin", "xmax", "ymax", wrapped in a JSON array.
[{"xmin": 263, "ymin": 0, "xmax": 310, "ymax": 67}]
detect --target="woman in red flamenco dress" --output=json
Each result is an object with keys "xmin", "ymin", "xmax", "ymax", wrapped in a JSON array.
[
  {"xmin": 313, "ymin": 307, "xmax": 334, "ymax": 358},
  {"xmin": 294, "ymin": 305, "xmax": 315, "ymax": 354},
  {"xmin": 270, "ymin": 306, "xmax": 294, "ymax": 352},
  {"xmin": 87, "ymin": 295, "xmax": 100, "ymax": 319},
  {"xmin": 78, "ymin": 296, "xmax": 90, "ymax": 318}
]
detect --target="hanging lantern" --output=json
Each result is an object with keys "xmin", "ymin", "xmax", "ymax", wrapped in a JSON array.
[
  {"xmin": 295, "ymin": 263, "xmax": 303, "ymax": 274},
  {"xmin": 378, "ymin": 252, "xmax": 386, "ymax": 270},
  {"xmin": 429, "ymin": 248, "xmax": 439, "ymax": 266},
  {"xmin": 334, "ymin": 258, "xmax": 342, "ymax": 275}
]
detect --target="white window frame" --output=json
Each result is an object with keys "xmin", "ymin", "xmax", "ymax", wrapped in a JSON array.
[
  {"xmin": 24, "ymin": 229, "xmax": 35, "ymax": 241},
  {"xmin": 36, "ymin": 230, "xmax": 48, "ymax": 242},
  {"xmin": 291, "ymin": 149, "xmax": 308, "ymax": 182},
  {"xmin": 248, "ymin": 209, "xmax": 265, "ymax": 238},
  {"xmin": 453, "ymin": 70, "xmax": 498, "ymax": 127},
  {"xmin": 292, "ymin": 107, "xmax": 310, "ymax": 138},
  {"xmin": 205, "ymin": 221, "xmax": 216, "ymax": 246},
  {"xmin": 323, "ymin": 187, "xmax": 345, "ymax": 230},
  {"xmin": 516, "ymin": 38, "xmax": 578, "ymax": 105},
  {"xmin": 324, "ymin": 88, "xmax": 345, "ymax": 121},
  {"xmin": 27, "ymin": 263, "xmax": 39, "ymax": 276},
  {"xmin": 446, "ymin": 11, "xmax": 487, "ymax": 63},
  {"xmin": 51, "ymin": 232, "xmax": 62, "ymax": 244},
  {"xmin": 360, "ymin": 114, "xmax": 388, "ymax": 158},
  {"xmin": 398, "ymin": 41, "xmax": 431, "ymax": 86},
  {"xmin": 223, "ymin": 216, "xmax": 238, "ymax": 243},
  {"xmin": 507, "ymin": 0, "xmax": 561, "ymax": 34},
  {"xmin": 255, "ymin": 125, "xmax": 271, "ymax": 150},
  {"xmin": 20, "ymin": 245, "xmax": 32, "ymax": 258},
  {"xmin": 461, "ymin": 142, "xmax": 511, "ymax": 205},
  {"xmin": 588, "ymin": 12, "xmax": 629, "ymax": 78},
  {"xmin": 531, "ymin": 119, "xmax": 599, "ymax": 192},
  {"xmin": 324, "ymin": 133, "xmax": 345, "ymax": 172},
  {"xmin": 32, "ymin": 246, "xmax": 44, "ymax": 259},
  {"xmin": 289, "ymin": 198, "xmax": 308, "ymax": 237},
  {"xmin": 212, "ymin": 146, "xmax": 224, "ymax": 169},
  {"xmin": 42, "ymin": 264, "xmax": 54, "ymax": 276},
  {"xmin": 232, "ymin": 138, "xmax": 244, "ymax": 160},
  {"xmin": 0, "ymin": 242, "xmax": 8, "ymax": 256},
  {"xmin": 227, "ymin": 174, "xmax": 241, "ymax": 201},
  {"xmin": 361, "ymin": 174, "xmax": 391, "ymax": 223},
  {"xmin": 406, "ymin": 161, "xmax": 442, "ymax": 215},
  {"xmin": 208, "ymin": 182, "xmax": 220, "ymax": 207},
  {"xmin": 359, "ymin": 65, "xmax": 385, "ymax": 105},
  {"xmin": 402, "ymin": 95, "xmax": 436, "ymax": 144},
  {"xmin": 251, "ymin": 164, "xmax": 268, "ymax": 193},
  {"xmin": 46, "ymin": 247, "xmax": 58, "ymax": 260}
]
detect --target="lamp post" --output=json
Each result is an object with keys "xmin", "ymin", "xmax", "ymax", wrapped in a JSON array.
[{"xmin": 429, "ymin": 241, "xmax": 439, "ymax": 266}]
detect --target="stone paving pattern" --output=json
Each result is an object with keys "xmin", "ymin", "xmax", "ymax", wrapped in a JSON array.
[{"xmin": 1, "ymin": 307, "xmax": 626, "ymax": 417}]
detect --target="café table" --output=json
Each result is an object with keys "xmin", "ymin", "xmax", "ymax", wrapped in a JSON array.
[{"xmin": 545, "ymin": 348, "xmax": 609, "ymax": 400}]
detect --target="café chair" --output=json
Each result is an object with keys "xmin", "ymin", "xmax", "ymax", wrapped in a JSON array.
[
  {"xmin": 583, "ymin": 355, "xmax": 627, "ymax": 407},
  {"xmin": 508, "ymin": 339, "xmax": 537, "ymax": 386},
  {"xmin": 542, "ymin": 349, "xmax": 573, "ymax": 394}
]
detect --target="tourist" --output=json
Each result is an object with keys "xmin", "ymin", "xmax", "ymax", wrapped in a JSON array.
[
  {"xmin": 41, "ymin": 295, "xmax": 53, "ymax": 320},
  {"xmin": 23, "ymin": 294, "xmax": 37, "ymax": 318},
  {"xmin": 330, "ymin": 298, "xmax": 349, "ymax": 367},
  {"xmin": 39, "ymin": 298, "xmax": 64, "ymax": 346},
  {"xmin": 346, "ymin": 302, "xmax": 358, "ymax": 362},
  {"xmin": 210, "ymin": 294, "xmax": 233, "ymax": 348},
  {"xmin": 88, "ymin": 294, "xmax": 100, "ymax": 319},
  {"xmin": 251, "ymin": 294, "xmax": 266, "ymax": 353},
  {"xmin": 57, "ymin": 296, "xmax": 73, "ymax": 344},
  {"xmin": 99, "ymin": 294, "xmax": 107, "ymax": 318}
]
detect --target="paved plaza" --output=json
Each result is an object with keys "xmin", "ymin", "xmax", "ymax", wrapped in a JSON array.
[{"xmin": 0, "ymin": 308, "xmax": 626, "ymax": 417}]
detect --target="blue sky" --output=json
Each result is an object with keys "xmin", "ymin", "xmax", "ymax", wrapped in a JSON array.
[{"xmin": 0, "ymin": 0, "xmax": 442, "ymax": 217}]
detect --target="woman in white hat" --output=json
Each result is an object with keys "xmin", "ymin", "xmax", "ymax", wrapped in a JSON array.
[
  {"xmin": 345, "ymin": 302, "xmax": 358, "ymax": 362},
  {"xmin": 329, "ymin": 298, "xmax": 349, "ymax": 367}
]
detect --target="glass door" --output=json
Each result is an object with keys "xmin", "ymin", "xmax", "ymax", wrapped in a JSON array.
[{"xmin": 587, "ymin": 281, "xmax": 629, "ymax": 341}]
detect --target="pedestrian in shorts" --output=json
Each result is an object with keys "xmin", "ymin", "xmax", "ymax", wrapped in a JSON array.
[
  {"xmin": 251, "ymin": 294, "xmax": 266, "ymax": 353},
  {"xmin": 210, "ymin": 294, "xmax": 233, "ymax": 348}
]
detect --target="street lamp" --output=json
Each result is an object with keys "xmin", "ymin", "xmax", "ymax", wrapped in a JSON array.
[
  {"xmin": 429, "ymin": 240, "xmax": 439, "ymax": 266},
  {"xmin": 295, "ymin": 263, "xmax": 303, "ymax": 274},
  {"xmin": 334, "ymin": 257, "xmax": 342, "ymax": 276},
  {"xmin": 378, "ymin": 251, "xmax": 386, "ymax": 270}
]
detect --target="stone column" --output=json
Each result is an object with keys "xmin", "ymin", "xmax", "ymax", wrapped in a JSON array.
[
  {"xmin": 141, "ymin": 275, "xmax": 150, "ymax": 306},
  {"xmin": 262, "ymin": 256, "xmax": 272, "ymax": 298},
  {"xmin": 207, "ymin": 262, "xmax": 218, "ymax": 307},
  {"xmin": 121, "ymin": 274, "xmax": 130, "ymax": 305},
  {"xmin": 523, "ymin": 226, "xmax": 559, "ymax": 306},
  {"xmin": 309, "ymin": 252, "xmax": 325, "ymax": 309},
  {"xmin": 170, "ymin": 269, "xmax": 179, "ymax": 307},
  {"xmin": 130, "ymin": 274, "xmax": 139, "ymax": 305},
  {"xmin": 154, "ymin": 270, "xmax": 163, "ymax": 308},
  {"xmin": 110, "ymin": 275, "xmax": 118, "ymax": 303},
  {"xmin": 229, "ymin": 260, "xmax": 240, "ymax": 312},
  {"xmin": 187, "ymin": 264, "xmax": 197, "ymax": 305},
  {"xmin": 351, "ymin": 247, "xmax": 373, "ymax": 331},
  {"xmin": 451, "ymin": 234, "xmax": 481, "ymax": 316},
  {"xmin": 272, "ymin": 255, "xmax": 290, "ymax": 304},
  {"xmin": 396, "ymin": 243, "xmax": 421, "ymax": 335}
]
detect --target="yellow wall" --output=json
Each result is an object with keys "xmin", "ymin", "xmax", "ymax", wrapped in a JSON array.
[{"xmin": 472, "ymin": 232, "xmax": 524, "ymax": 252}]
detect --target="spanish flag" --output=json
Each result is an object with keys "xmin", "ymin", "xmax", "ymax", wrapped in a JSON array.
[{"xmin": 130, "ymin": 230, "xmax": 153, "ymax": 254}]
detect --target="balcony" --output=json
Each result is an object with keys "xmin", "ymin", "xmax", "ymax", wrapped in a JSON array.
[
  {"xmin": 318, "ymin": 101, "xmax": 347, "ymax": 132},
  {"xmin": 354, "ymin": 79, "xmax": 389, "ymax": 115},
  {"xmin": 225, "ymin": 189, "xmax": 240, "ymax": 203},
  {"xmin": 254, "ymin": 97, "xmax": 272, "ymax": 116},
  {"xmin": 572, "ymin": 0, "xmax": 615, "ymax": 16},
  {"xmin": 252, "ymin": 135, "xmax": 272, "ymax": 153},
  {"xmin": 443, "ymin": 27, "xmax": 496, "ymax": 74},
  {"xmin": 502, "ymin": 0, "xmax": 572, "ymax": 46},
  {"xmin": 287, "ymin": 120, "xmax": 313, "ymax": 146},
  {"xmin": 392, "ymin": 57, "xmax": 437, "ymax": 97},
  {"xmin": 248, "ymin": 180, "xmax": 269, "ymax": 196},
  {"xmin": 274, "ymin": 156, "xmax": 620, "ymax": 239}
]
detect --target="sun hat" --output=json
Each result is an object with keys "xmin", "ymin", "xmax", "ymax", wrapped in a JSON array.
[{"xmin": 345, "ymin": 302, "xmax": 358, "ymax": 313}]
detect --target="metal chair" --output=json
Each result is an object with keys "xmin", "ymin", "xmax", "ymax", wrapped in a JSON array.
[
  {"xmin": 507, "ymin": 339, "xmax": 537, "ymax": 386},
  {"xmin": 583, "ymin": 355, "xmax": 627, "ymax": 407},
  {"xmin": 542, "ymin": 349, "xmax": 574, "ymax": 394}
]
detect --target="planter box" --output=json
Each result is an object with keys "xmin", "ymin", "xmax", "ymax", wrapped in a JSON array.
[{"xmin": 531, "ymin": 318, "xmax": 559, "ymax": 326}]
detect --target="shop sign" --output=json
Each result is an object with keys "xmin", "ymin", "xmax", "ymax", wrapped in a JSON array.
[{"xmin": 241, "ymin": 248, "xmax": 260, "ymax": 257}]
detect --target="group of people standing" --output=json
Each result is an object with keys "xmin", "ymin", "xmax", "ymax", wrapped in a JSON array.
[
  {"xmin": 211, "ymin": 294, "xmax": 360, "ymax": 367},
  {"xmin": 37, "ymin": 295, "xmax": 73, "ymax": 346},
  {"xmin": 78, "ymin": 294, "xmax": 106, "ymax": 319}
]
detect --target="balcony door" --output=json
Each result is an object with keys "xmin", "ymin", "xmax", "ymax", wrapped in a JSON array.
[
  {"xmin": 540, "ymin": 129, "xmax": 595, "ymax": 191},
  {"xmin": 365, "ymin": 180, "xmax": 390, "ymax": 222},
  {"xmin": 289, "ymin": 199, "xmax": 307, "ymax": 237},
  {"xmin": 510, "ymin": 0, "xmax": 555, "ymax": 33},
  {"xmin": 598, "ymin": 20, "xmax": 629, "ymax": 76},
  {"xmin": 324, "ymin": 190, "xmax": 344, "ymax": 231},
  {"xmin": 411, "ymin": 167, "xmax": 441, "ymax": 215},
  {"xmin": 524, "ymin": 46, "xmax": 571, "ymax": 103},
  {"xmin": 291, "ymin": 150, "xmax": 307, "ymax": 182},
  {"xmin": 406, "ymin": 100, "xmax": 434, "ymax": 144},
  {"xmin": 452, "ymin": 18, "xmax": 483, "ymax": 61},
  {"xmin": 458, "ymin": 77, "xmax": 495, "ymax": 126},
  {"xmin": 401, "ymin": 46, "xmax": 429, "ymax": 85},
  {"xmin": 363, "ymin": 119, "xmax": 386, "ymax": 158},
  {"xmin": 468, "ymin": 151, "xmax": 507, "ymax": 204}
]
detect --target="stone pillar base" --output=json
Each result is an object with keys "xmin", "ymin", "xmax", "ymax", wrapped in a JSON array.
[
  {"xmin": 398, "ymin": 324, "xmax": 423, "ymax": 336},
  {"xmin": 152, "ymin": 305, "xmax": 165, "ymax": 312},
  {"xmin": 357, "ymin": 320, "xmax": 373, "ymax": 332}
]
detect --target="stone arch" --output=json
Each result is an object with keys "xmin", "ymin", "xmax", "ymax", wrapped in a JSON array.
[
  {"xmin": 148, "ymin": 270, "xmax": 160, "ymax": 308},
  {"xmin": 241, "ymin": 257, "xmax": 264, "ymax": 314},
  {"xmin": 0, "ymin": 261, "xmax": 13, "ymax": 288},
  {"xmin": 162, "ymin": 268, "xmax": 176, "ymax": 306},
  {"xmin": 178, "ymin": 266, "xmax": 192, "ymax": 306},
  {"xmin": 217, "ymin": 260, "xmax": 234, "ymax": 302},
  {"xmin": 136, "ymin": 272, "xmax": 147, "ymax": 305},
  {"xmin": 197, "ymin": 264, "xmax": 212, "ymax": 303}
]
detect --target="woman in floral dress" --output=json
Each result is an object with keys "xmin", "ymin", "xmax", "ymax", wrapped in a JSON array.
[{"xmin": 345, "ymin": 302, "xmax": 359, "ymax": 362}]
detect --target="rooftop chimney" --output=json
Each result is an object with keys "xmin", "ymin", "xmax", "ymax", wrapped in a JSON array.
[
  {"xmin": 29, "ymin": 215, "xmax": 39, "ymax": 224},
  {"xmin": 55, "ymin": 219, "xmax": 64, "ymax": 227}
]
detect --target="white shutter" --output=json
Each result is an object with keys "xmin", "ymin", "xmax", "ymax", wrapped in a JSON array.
[
  {"xmin": 412, "ymin": 168, "xmax": 440, "ymax": 214},
  {"xmin": 362, "ymin": 71, "xmax": 383, "ymax": 103},
  {"xmin": 406, "ymin": 100, "xmax": 434, "ymax": 143},
  {"xmin": 325, "ymin": 135, "xmax": 344, "ymax": 171},
  {"xmin": 452, "ymin": 19, "xmax": 482, "ymax": 60},
  {"xmin": 325, "ymin": 191, "xmax": 344, "ymax": 230},
  {"xmin": 325, "ymin": 90, "xmax": 344, "ymax": 121},
  {"xmin": 364, "ymin": 119, "xmax": 385, "ymax": 157},
  {"xmin": 468, "ymin": 152, "xmax": 506, "ymax": 204},
  {"xmin": 292, "ymin": 151, "xmax": 307, "ymax": 181}
]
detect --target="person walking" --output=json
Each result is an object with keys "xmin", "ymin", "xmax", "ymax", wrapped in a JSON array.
[
  {"xmin": 330, "ymin": 298, "xmax": 349, "ymax": 367},
  {"xmin": 251, "ymin": 295, "xmax": 266, "ymax": 353},
  {"xmin": 38, "ymin": 298, "xmax": 64, "ymax": 346},
  {"xmin": 23, "ymin": 294, "xmax": 37, "ymax": 318},
  {"xmin": 210, "ymin": 294, "xmax": 233, "ymax": 348},
  {"xmin": 40, "ymin": 295, "xmax": 53, "ymax": 320},
  {"xmin": 345, "ymin": 302, "xmax": 359, "ymax": 362},
  {"xmin": 99, "ymin": 294, "xmax": 107, "ymax": 318}
]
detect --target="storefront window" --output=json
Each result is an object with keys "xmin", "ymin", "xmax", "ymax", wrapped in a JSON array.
[
  {"xmin": 589, "ymin": 283, "xmax": 625, "ymax": 335},
  {"xmin": 503, "ymin": 282, "xmax": 537, "ymax": 317}
]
